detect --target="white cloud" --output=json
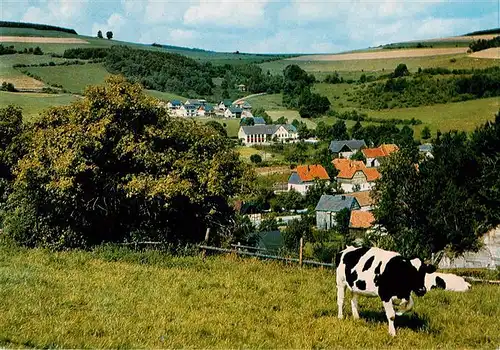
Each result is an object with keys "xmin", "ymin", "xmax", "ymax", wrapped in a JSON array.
[
  {"xmin": 183, "ymin": 0, "xmax": 269, "ymax": 28},
  {"xmin": 92, "ymin": 13, "xmax": 127, "ymax": 38},
  {"xmin": 21, "ymin": 7, "xmax": 45, "ymax": 23},
  {"xmin": 47, "ymin": 0, "xmax": 89, "ymax": 20},
  {"xmin": 122, "ymin": 0, "xmax": 144, "ymax": 16}
]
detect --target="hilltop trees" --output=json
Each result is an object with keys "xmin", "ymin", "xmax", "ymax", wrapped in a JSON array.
[
  {"xmin": 373, "ymin": 112, "xmax": 500, "ymax": 259},
  {"xmin": 106, "ymin": 31, "xmax": 113, "ymax": 40},
  {"xmin": 1, "ymin": 77, "xmax": 247, "ymax": 248},
  {"xmin": 97, "ymin": 30, "xmax": 103, "ymax": 39}
]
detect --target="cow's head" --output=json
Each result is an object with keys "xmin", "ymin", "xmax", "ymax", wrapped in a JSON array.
[{"xmin": 409, "ymin": 258, "xmax": 437, "ymax": 296}]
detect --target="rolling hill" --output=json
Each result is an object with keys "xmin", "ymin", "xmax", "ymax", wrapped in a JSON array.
[{"xmin": 1, "ymin": 21, "xmax": 498, "ymax": 138}]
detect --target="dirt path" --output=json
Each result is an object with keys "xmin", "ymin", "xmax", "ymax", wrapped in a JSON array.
[
  {"xmin": 0, "ymin": 36, "xmax": 89, "ymax": 44},
  {"xmin": 289, "ymin": 47, "xmax": 468, "ymax": 61}
]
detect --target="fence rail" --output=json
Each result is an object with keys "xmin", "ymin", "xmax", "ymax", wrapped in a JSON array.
[{"xmin": 198, "ymin": 245, "xmax": 335, "ymax": 268}]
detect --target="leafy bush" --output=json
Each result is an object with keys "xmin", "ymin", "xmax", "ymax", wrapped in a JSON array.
[
  {"xmin": 250, "ymin": 154, "xmax": 262, "ymax": 164},
  {"xmin": 1, "ymin": 77, "xmax": 247, "ymax": 249}
]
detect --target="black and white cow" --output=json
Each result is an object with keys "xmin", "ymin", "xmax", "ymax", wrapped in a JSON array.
[
  {"xmin": 425, "ymin": 272, "xmax": 471, "ymax": 292},
  {"xmin": 336, "ymin": 246, "xmax": 436, "ymax": 336}
]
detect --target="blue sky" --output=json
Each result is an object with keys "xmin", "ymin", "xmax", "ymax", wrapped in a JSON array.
[{"xmin": 2, "ymin": 0, "xmax": 498, "ymax": 53}]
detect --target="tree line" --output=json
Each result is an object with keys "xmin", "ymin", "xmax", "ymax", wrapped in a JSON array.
[
  {"xmin": 0, "ymin": 44, "xmax": 43, "ymax": 55},
  {"xmin": 354, "ymin": 67, "xmax": 500, "ymax": 110},
  {"xmin": 62, "ymin": 46, "xmax": 283, "ymax": 100},
  {"xmin": 469, "ymin": 36, "xmax": 500, "ymax": 52},
  {"xmin": 0, "ymin": 21, "xmax": 77, "ymax": 34}
]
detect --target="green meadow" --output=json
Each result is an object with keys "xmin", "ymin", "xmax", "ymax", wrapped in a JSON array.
[
  {"xmin": 0, "ymin": 244, "xmax": 499, "ymax": 348},
  {"xmin": 0, "ymin": 91, "xmax": 78, "ymax": 120}
]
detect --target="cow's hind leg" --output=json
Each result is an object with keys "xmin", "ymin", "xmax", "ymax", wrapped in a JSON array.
[
  {"xmin": 351, "ymin": 293, "xmax": 360, "ymax": 319},
  {"xmin": 383, "ymin": 300, "xmax": 397, "ymax": 337},
  {"xmin": 337, "ymin": 283, "xmax": 345, "ymax": 319}
]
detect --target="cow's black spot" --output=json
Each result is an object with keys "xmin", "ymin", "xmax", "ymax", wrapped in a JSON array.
[
  {"xmin": 363, "ymin": 256, "xmax": 375, "ymax": 272},
  {"xmin": 377, "ymin": 256, "xmax": 418, "ymax": 302},
  {"xmin": 347, "ymin": 270, "xmax": 358, "ymax": 287},
  {"xmin": 342, "ymin": 247, "xmax": 369, "ymax": 270},
  {"xmin": 374, "ymin": 262, "xmax": 382, "ymax": 275},
  {"xmin": 435, "ymin": 276, "xmax": 446, "ymax": 290},
  {"xmin": 355, "ymin": 280, "xmax": 366, "ymax": 290}
]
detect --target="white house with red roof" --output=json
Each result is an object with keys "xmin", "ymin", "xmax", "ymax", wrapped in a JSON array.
[{"xmin": 287, "ymin": 164, "xmax": 330, "ymax": 195}]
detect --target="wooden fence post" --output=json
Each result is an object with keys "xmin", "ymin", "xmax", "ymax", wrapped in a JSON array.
[
  {"xmin": 201, "ymin": 227, "xmax": 210, "ymax": 261},
  {"xmin": 299, "ymin": 237, "xmax": 304, "ymax": 267}
]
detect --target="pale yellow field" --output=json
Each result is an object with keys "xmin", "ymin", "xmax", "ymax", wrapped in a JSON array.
[
  {"xmin": 470, "ymin": 47, "xmax": 500, "ymax": 59},
  {"xmin": 0, "ymin": 76, "xmax": 45, "ymax": 89},
  {"xmin": 0, "ymin": 36, "xmax": 89, "ymax": 44},
  {"xmin": 290, "ymin": 48, "xmax": 469, "ymax": 61}
]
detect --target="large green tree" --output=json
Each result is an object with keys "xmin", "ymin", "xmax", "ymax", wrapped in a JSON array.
[
  {"xmin": 3, "ymin": 77, "xmax": 247, "ymax": 248},
  {"xmin": 373, "ymin": 113, "xmax": 500, "ymax": 259}
]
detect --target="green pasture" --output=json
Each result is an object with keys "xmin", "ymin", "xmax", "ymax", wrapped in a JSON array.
[
  {"xmin": 236, "ymin": 146, "xmax": 284, "ymax": 162},
  {"xmin": 245, "ymin": 93, "xmax": 284, "ymax": 110},
  {"xmin": 367, "ymin": 97, "xmax": 499, "ymax": 137},
  {"xmin": 260, "ymin": 54, "xmax": 499, "ymax": 78},
  {"xmin": 145, "ymin": 90, "xmax": 188, "ymax": 103},
  {"xmin": 0, "ymin": 91, "xmax": 78, "ymax": 120},
  {"xmin": 0, "ymin": 53, "xmax": 69, "ymax": 82},
  {"xmin": 199, "ymin": 118, "xmax": 241, "ymax": 138},
  {"xmin": 0, "ymin": 244, "xmax": 499, "ymax": 348},
  {"xmin": 22, "ymin": 63, "xmax": 110, "ymax": 93}
]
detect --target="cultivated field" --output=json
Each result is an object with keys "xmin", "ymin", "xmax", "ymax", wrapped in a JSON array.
[
  {"xmin": 470, "ymin": 47, "xmax": 500, "ymax": 59},
  {"xmin": 0, "ymin": 244, "xmax": 499, "ymax": 348},
  {"xmin": 290, "ymin": 48, "xmax": 468, "ymax": 62}
]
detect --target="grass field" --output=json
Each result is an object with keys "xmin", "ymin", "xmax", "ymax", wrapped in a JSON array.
[
  {"xmin": 22, "ymin": 63, "xmax": 110, "ymax": 94},
  {"xmin": 261, "ymin": 54, "xmax": 500, "ymax": 78},
  {"xmin": 245, "ymin": 93, "xmax": 284, "ymax": 110},
  {"xmin": 236, "ymin": 146, "xmax": 284, "ymax": 162},
  {"xmin": 0, "ymin": 244, "xmax": 499, "ymax": 348},
  {"xmin": 0, "ymin": 91, "xmax": 78, "ymax": 120},
  {"xmin": 199, "ymin": 118, "xmax": 241, "ymax": 138},
  {"xmin": 145, "ymin": 90, "xmax": 188, "ymax": 103},
  {"xmin": 367, "ymin": 97, "xmax": 499, "ymax": 136}
]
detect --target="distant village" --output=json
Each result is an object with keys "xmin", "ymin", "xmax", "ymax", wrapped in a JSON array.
[{"xmin": 163, "ymin": 97, "xmax": 300, "ymax": 146}]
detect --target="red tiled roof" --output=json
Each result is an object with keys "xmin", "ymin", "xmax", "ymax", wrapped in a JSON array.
[
  {"xmin": 332, "ymin": 158, "xmax": 380, "ymax": 182},
  {"xmin": 346, "ymin": 191, "xmax": 374, "ymax": 207},
  {"xmin": 295, "ymin": 164, "xmax": 330, "ymax": 182},
  {"xmin": 350, "ymin": 210, "xmax": 375, "ymax": 229},
  {"xmin": 362, "ymin": 144, "xmax": 399, "ymax": 158}
]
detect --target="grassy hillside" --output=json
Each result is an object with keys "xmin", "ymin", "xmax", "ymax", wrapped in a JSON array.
[
  {"xmin": 21, "ymin": 63, "xmax": 110, "ymax": 94},
  {"xmin": 0, "ymin": 244, "xmax": 499, "ymax": 348},
  {"xmin": 0, "ymin": 91, "xmax": 78, "ymax": 120}
]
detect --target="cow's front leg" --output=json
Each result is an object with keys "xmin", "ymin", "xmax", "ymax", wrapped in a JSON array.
[
  {"xmin": 383, "ymin": 300, "xmax": 397, "ymax": 336},
  {"xmin": 337, "ymin": 283, "xmax": 345, "ymax": 319},
  {"xmin": 351, "ymin": 293, "xmax": 360, "ymax": 319},
  {"xmin": 396, "ymin": 295, "xmax": 414, "ymax": 316}
]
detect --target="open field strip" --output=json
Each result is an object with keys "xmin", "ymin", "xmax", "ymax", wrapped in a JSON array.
[
  {"xmin": 22, "ymin": 63, "xmax": 110, "ymax": 94},
  {"xmin": 470, "ymin": 47, "xmax": 499, "ymax": 59},
  {"xmin": 289, "ymin": 48, "xmax": 468, "ymax": 61},
  {"xmin": 0, "ymin": 244, "xmax": 499, "ymax": 348},
  {"xmin": 199, "ymin": 118, "xmax": 241, "ymax": 138},
  {"xmin": 0, "ymin": 36, "xmax": 89, "ymax": 44},
  {"xmin": 0, "ymin": 91, "xmax": 78, "ymax": 121}
]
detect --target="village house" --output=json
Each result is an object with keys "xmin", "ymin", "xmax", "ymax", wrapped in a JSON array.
[
  {"xmin": 315, "ymin": 194, "xmax": 361, "ymax": 230},
  {"xmin": 166, "ymin": 100, "xmax": 182, "ymax": 110},
  {"xmin": 225, "ymin": 106, "xmax": 243, "ymax": 118},
  {"xmin": 329, "ymin": 139, "xmax": 367, "ymax": 158},
  {"xmin": 438, "ymin": 225, "xmax": 500, "ymax": 269},
  {"xmin": 253, "ymin": 117, "xmax": 266, "ymax": 125},
  {"xmin": 362, "ymin": 144, "xmax": 399, "ymax": 167},
  {"xmin": 178, "ymin": 103, "xmax": 198, "ymax": 117},
  {"xmin": 196, "ymin": 104, "xmax": 214, "ymax": 117},
  {"xmin": 333, "ymin": 158, "xmax": 380, "ymax": 193},
  {"xmin": 346, "ymin": 191, "xmax": 374, "ymax": 211},
  {"xmin": 349, "ymin": 210, "xmax": 376, "ymax": 239},
  {"xmin": 233, "ymin": 99, "xmax": 252, "ymax": 110},
  {"xmin": 218, "ymin": 99, "xmax": 233, "ymax": 111},
  {"xmin": 287, "ymin": 164, "xmax": 330, "ymax": 195},
  {"xmin": 419, "ymin": 143, "xmax": 434, "ymax": 158},
  {"xmin": 238, "ymin": 124, "xmax": 298, "ymax": 146}
]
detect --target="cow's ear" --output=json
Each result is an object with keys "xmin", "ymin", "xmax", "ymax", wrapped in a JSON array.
[{"xmin": 426, "ymin": 264, "xmax": 437, "ymax": 273}]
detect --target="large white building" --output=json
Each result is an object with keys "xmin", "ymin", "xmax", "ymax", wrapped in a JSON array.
[{"xmin": 238, "ymin": 124, "xmax": 298, "ymax": 146}]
